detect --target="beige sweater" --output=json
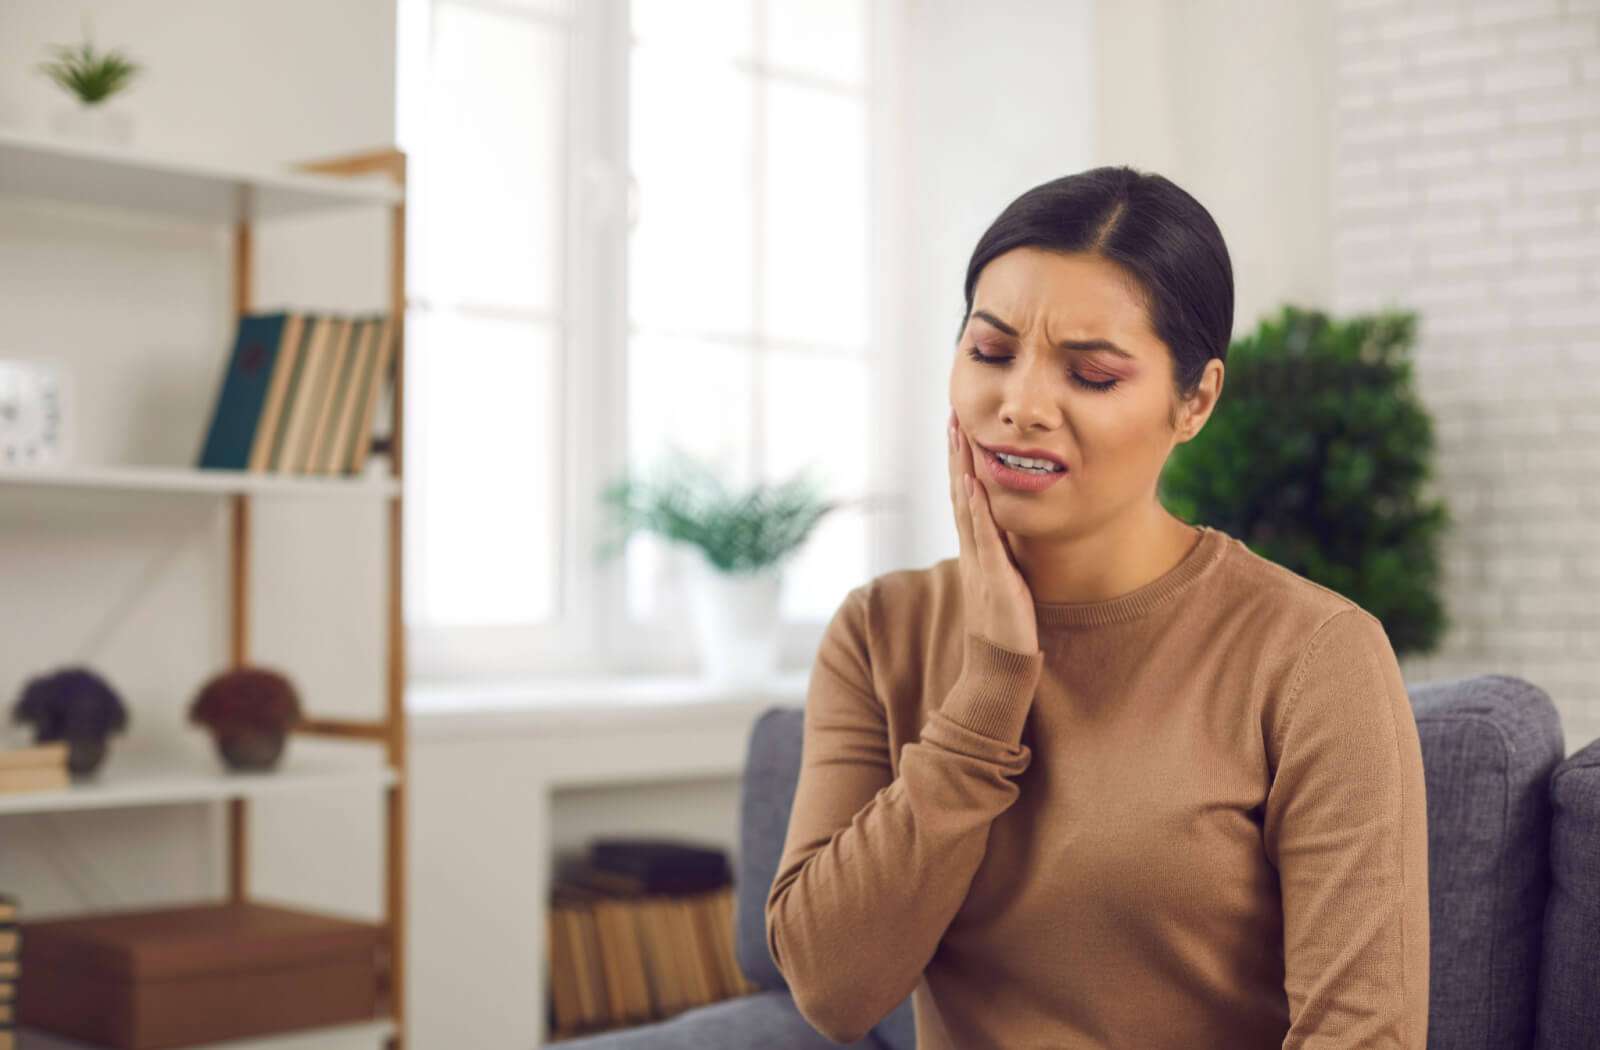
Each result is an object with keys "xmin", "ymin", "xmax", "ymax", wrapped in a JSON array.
[{"xmin": 766, "ymin": 524, "xmax": 1430, "ymax": 1049}]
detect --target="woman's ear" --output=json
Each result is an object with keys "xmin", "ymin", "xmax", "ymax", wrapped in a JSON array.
[{"xmin": 1174, "ymin": 360, "xmax": 1224, "ymax": 443}]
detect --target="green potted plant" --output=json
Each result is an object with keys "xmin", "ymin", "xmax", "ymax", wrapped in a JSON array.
[
  {"xmin": 11, "ymin": 666, "xmax": 129, "ymax": 778},
  {"xmin": 188, "ymin": 667, "xmax": 303, "ymax": 772},
  {"xmin": 1158, "ymin": 304, "xmax": 1452, "ymax": 656},
  {"xmin": 37, "ymin": 17, "xmax": 143, "ymax": 145},
  {"xmin": 595, "ymin": 448, "xmax": 841, "ymax": 684}
]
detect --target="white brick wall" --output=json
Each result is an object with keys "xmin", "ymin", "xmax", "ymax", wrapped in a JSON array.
[{"xmin": 1333, "ymin": 0, "xmax": 1600, "ymax": 754}]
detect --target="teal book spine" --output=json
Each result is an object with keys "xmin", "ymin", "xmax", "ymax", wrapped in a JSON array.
[{"xmin": 196, "ymin": 312, "xmax": 292, "ymax": 470}]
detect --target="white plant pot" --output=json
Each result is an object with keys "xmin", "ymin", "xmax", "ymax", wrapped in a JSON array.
[
  {"xmin": 51, "ymin": 102, "xmax": 134, "ymax": 146},
  {"xmin": 684, "ymin": 548, "xmax": 783, "ymax": 687}
]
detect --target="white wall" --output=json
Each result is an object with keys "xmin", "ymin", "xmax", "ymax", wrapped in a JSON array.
[
  {"xmin": 1092, "ymin": 0, "xmax": 1336, "ymax": 334},
  {"xmin": 892, "ymin": 0, "xmax": 1097, "ymax": 571},
  {"xmin": 0, "ymin": 0, "xmax": 399, "ymax": 982}
]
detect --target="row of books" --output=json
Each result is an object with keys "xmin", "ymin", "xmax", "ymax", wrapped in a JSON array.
[
  {"xmin": 548, "ymin": 874, "xmax": 757, "ymax": 1039},
  {"xmin": 196, "ymin": 311, "xmax": 396, "ymax": 477},
  {"xmin": 0, "ymin": 743, "xmax": 68, "ymax": 795},
  {"xmin": 1, "ymin": 894, "xmax": 17, "ymax": 1050}
]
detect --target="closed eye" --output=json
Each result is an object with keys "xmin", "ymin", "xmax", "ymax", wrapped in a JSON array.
[{"xmin": 965, "ymin": 347, "xmax": 1120, "ymax": 392}]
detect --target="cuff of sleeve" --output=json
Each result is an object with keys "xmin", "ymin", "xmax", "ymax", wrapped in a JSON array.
[{"xmin": 934, "ymin": 633, "xmax": 1043, "ymax": 744}]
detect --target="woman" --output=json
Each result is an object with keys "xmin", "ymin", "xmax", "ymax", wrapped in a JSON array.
[{"xmin": 765, "ymin": 166, "xmax": 1430, "ymax": 1050}]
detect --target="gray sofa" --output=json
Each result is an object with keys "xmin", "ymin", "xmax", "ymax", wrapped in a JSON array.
[{"xmin": 551, "ymin": 673, "xmax": 1599, "ymax": 1049}]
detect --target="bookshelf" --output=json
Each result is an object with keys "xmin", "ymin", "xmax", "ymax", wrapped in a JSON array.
[{"xmin": 0, "ymin": 130, "xmax": 409, "ymax": 1050}]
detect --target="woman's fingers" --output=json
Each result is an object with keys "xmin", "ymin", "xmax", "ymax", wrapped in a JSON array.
[
  {"xmin": 949, "ymin": 414, "xmax": 975, "ymax": 558},
  {"xmin": 956, "ymin": 426, "xmax": 1000, "ymax": 577},
  {"xmin": 965, "ymin": 459, "xmax": 1014, "ymax": 573}
]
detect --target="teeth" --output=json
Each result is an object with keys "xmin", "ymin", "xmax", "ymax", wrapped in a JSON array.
[{"xmin": 994, "ymin": 450, "xmax": 1062, "ymax": 473}]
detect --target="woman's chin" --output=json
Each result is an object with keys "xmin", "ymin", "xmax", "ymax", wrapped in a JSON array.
[{"xmin": 988, "ymin": 500, "xmax": 1061, "ymax": 535}]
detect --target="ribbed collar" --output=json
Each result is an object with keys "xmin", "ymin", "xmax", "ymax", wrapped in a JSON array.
[{"xmin": 1032, "ymin": 524, "xmax": 1229, "ymax": 628}]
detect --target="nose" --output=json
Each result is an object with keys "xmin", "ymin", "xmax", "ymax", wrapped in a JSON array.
[{"xmin": 997, "ymin": 351, "xmax": 1060, "ymax": 431}]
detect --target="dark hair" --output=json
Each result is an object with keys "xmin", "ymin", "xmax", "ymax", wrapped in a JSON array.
[{"xmin": 961, "ymin": 165, "xmax": 1234, "ymax": 421}]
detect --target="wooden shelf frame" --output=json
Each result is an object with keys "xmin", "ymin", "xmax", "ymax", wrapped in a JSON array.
[{"xmin": 233, "ymin": 145, "xmax": 409, "ymax": 1050}]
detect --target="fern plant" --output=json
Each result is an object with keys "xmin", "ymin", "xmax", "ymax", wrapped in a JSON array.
[
  {"xmin": 38, "ymin": 20, "xmax": 142, "ymax": 105},
  {"xmin": 1158, "ymin": 304, "xmax": 1452, "ymax": 657},
  {"xmin": 595, "ymin": 448, "xmax": 842, "ymax": 575}
]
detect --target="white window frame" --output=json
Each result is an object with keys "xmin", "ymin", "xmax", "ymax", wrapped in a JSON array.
[{"xmin": 399, "ymin": 0, "xmax": 908, "ymax": 686}]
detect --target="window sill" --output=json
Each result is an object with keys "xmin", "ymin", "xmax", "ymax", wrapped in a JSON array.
[{"xmin": 406, "ymin": 669, "xmax": 810, "ymax": 740}]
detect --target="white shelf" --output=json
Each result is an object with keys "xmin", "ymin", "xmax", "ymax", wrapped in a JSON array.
[
  {"xmin": 0, "ymin": 751, "xmax": 397, "ymax": 816},
  {"xmin": 0, "ymin": 464, "xmax": 399, "ymax": 499},
  {"xmin": 19, "ymin": 1019, "xmax": 396, "ymax": 1050},
  {"xmin": 0, "ymin": 126, "xmax": 401, "ymax": 222}
]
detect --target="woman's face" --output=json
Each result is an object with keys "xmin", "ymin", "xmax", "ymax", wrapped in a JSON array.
[{"xmin": 948, "ymin": 247, "xmax": 1196, "ymax": 538}]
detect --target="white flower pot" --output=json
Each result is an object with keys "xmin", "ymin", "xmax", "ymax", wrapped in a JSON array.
[
  {"xmin": 51, "ymin": 102, "xmax": 134, "ymax": 146},
  {"xmin": 684, "ymin": 547, "xmax": 783, "ymax": 687}
]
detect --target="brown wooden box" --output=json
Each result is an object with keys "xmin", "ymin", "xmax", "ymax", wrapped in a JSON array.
[{"xmin": 17, "ymin": 900, "xmax": 384, "ymax": 1050}]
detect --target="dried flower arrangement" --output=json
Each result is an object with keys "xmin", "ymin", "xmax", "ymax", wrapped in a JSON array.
[
  {"xmin": 189, "ymin": 667, "xmax": 303, "ymax": 771},
  {"xmin": 10, "ymin": 666, "xmax": 129, "ymax": 777}
]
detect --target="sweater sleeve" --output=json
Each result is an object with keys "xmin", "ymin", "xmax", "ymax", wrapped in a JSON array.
[
  {"xmin": 765, "ymin": 583, "xmax": 1043, "ymax": 1045},
  {"xmin": 1263, "ymin": 608, "xmax": 1431, "ymax": 1050}
]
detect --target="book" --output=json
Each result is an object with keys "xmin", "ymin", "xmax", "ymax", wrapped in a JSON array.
[
  {"xmin": 594, "ymin": 900, "xmax": 652, "ymax": 1025},
  {"xmin": 702, "ymin": 886, "xmax": 748, "ymax": 998},
  {"xmin": 348, "ymin": 313, "xmax": 396, "ymax": 475},
  {"xmin": 286, "ymin": 317, "xmax": 348, "ymax": 474},
  {"xmin": 546, "ymin": 903, "xmax": 584, "ymax": 1037},
  {"xmin": 263, "ymin": 313, "xmax": 317, "ymax": 471},
  {"xmin": 321, "ymin": 319, "xmax": 375, "ymax": 475},
  {"xmin": 567, "ymin": 906, "xmax": 608, "ymax": 1030},
  {"xmin": 663, "ymin": 897, "xmax": 711, "ymax": 1008},
  {"xmin": 196, "ymin": 312, "xmax": 300, "ymax": 471},
  {"xmin": 589, "ymin": 838, "xmax": 731, "ymax": 895},
  {"xmin": 272, "ymin": 314, "xmax": 334, "ymax": 473},
  {"xmin": 0, "ymin": 929, "xmax": 16, "ymax": 955},
  {"xmin": 247, "ymin": 312, "xmax": 308, "ymax": 472},
  {"xmin": 0, "ymin": 742, "xmax": 68, "ymax": 770},
  {"xmin": 0, "ymin": 764, "xmax": 69, "ymax": 794},
  {"xmin": 632, "ymin": 898, "xmax": 682, "ymax": 1018},
  {"xmin": 687, "ymin": 894, "xmax": 726, "ymax": 1002},
  {"xmin": 305, "ymin": 318, "xmax": 357, "ymax": 474}
]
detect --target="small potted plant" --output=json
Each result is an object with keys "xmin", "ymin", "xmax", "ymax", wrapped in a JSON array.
[
  {"xmin": 37, "ymin": 17, "xmax": 143, "ymax": 146},
  {"xmin": 188, "ymin": 667, "xmax": 303, "ymax": 772},
  {"xmin": 11, "ymin": 667, "xmax": 129, "ymax": 778},
  {"xmin": 596, "ymin": 448, "xmax": 842, "ymax": 685}
]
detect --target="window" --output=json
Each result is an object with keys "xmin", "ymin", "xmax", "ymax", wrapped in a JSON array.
[{"xmin": 398, "ymin": 0, "xmax": 889, "ymax": 683}]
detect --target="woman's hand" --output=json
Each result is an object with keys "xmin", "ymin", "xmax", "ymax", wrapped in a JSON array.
[{"xmin": 948, "ymin": 408, "xmax": 1039, "ymax": 655}]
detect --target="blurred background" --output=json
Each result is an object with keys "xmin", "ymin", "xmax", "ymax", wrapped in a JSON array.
[{"xmin": 0, "ymin": 1, "xmax": 1595, "ymax": 1047}]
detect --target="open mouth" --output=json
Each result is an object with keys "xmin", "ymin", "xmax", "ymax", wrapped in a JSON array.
[
  {"xmin": 978, "ymin": 445, "xmax": 1068, "ymax": 492},
  {"xmin": 979, "ymin": 443, "xmax": 1066, "ymax": 474}
]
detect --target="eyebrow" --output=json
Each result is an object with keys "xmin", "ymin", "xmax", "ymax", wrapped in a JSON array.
[{"xmin": 971, "ymin": 309, "xmax": 1138, "ymax": 361}]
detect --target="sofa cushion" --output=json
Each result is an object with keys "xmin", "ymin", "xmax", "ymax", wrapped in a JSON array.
[
  {"xmin": 546, "ymin": 988, "xmax": 890, "ymax": 1049},
  {"xmin": 735, "ymin": 706, "xmax": 916, "ymax": 1050},
  {"xmin": 1411, "ymin": 673, "xmax": 1565, "ymax": 1050},
  {"xmin": 1535, "ymin": 734, "xmax": 1600, "ymax": 1050},
  {"xmin": 734, "ymin": 706, "xmax": 804, "ymax": 995}
]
